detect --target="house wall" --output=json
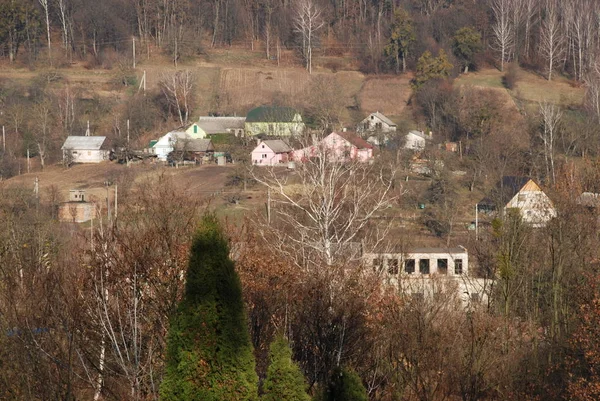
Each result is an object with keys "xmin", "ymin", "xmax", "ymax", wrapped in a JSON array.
[
  {"xmin": 59, "ymin": 202, "xmax": 95, "ymax": 223},
  {"xmin": 506, "ymin": 189, "xmax": 556, "ymax": 226},
  {"xmin": 68, "ymin": 149, "xmax": 109, "ymax": 163},
  {"xmin": 404, "ymin": 133, "xmax": 426, "ymax": 150},
  {"xmin": 321, "ymin": 133, "xmax": 373, "ymax": 162},
  {"xmin": 364, "ymin": 250, "xmax": 469, "ymax": 276},
  {"xmin": 185, "ymin": 123, "xmax": 208, "ymax": 139},
  {"xmin": 251, "ymin": 144, "xmax": 289, "ymax": 166},
  {"xmin": 245, "ymin": 121, "xmax": 305, "ymax": 137}
]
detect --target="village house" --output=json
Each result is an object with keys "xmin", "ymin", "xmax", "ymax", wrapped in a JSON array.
[
  {"xmin": 576, "ymin": 192, "xmax": 600, "ymax": 208},
  {"xmin": 151, "ymin": 125, "xmax": 206, "ymax": 161},
  {"xmin": 245, "ymin": 106, "xmax": 304, "ymax": 137},
  {"xmin": 357, "ymin": 111, "xmax": 397, "ymax": 134},
  {"xmin": 197, "ymin": 116, "xmax": 246, "ymax": 137},
  {"xmin": 404, "ymin": 130, "xmax": 432, "ymax": 150},
  {"xmin": 62, "ymin": 136, "xmax": 110, "ymax": 164},
  {"xmin": 58, "ymin": 190, "xmax": 95, "ymax": 223},
  {"xmin": 294, "ymin": 131, "xmax": 374, "ymax": 163},
  {"xmin": 364, "ymin": 246, "xmax": 489, "ymax": 306},
  {"xmin": 478, "ymin": 176, "xmax": 556, "ymax": 227},
  {"xmin": 171, "ymin": 138, "xmax": 215, "ymax": 163},
  {"xmin": 251, "ymin": 140, "xmax": 293, "ymax": 166}
]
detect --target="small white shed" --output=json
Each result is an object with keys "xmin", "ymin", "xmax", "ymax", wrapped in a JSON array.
[{"xmin": 62, "ymin": 136, "xmax": 110, "ymax": 164}]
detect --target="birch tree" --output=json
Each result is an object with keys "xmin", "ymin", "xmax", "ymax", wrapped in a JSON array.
[
  {"xmin": 294, "ymin": 0, "xmax": 324, "ymax": 74},
  {"xmin": 539, "ymin": 101, "xmax": 562, "ymax": 184},
  {"xmin": 38, "ymin": 0, "xmax": 51, "ymax": 54},
  {"xmin": 491, "ymin": 0, "xmax": 515, "ymax": 71},
  {"xmin": 539, "ymin": 0, "xmax": 564, "ymax": 81},
  {"xmin": 158, "ymin": 70, "xmax": 195, "ymax": 126},
  {"xmin": 252, "ymin": 144, "xmax": 397, "ymax": 269}
]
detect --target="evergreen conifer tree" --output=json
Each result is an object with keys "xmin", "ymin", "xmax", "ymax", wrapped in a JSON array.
[
  {"xmin": 324, "ymin": 367, "xmax": 368, "ymax": 401},
  {"xmin": 159, "ymin": 214, "xmax": 258, "ymax": 401},
  {"xmin": 262, "ymin": 335, "xmax": 310, "ymax": 401}
]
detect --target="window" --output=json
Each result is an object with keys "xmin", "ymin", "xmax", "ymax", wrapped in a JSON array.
[
  {"xmin": 194, "ymin": 125, "xmax": 198, "ymax": 134},
  {"xmin": 373, "ymin": 258, "xmax": 383, "ymax": 272},
  {"xmin": 518, "ymin": 193, "xmax": 526, "ymax": 202},
  {"xmin": 262, "ymin": 154, "xmax": 267, "ymax": 159},
  {"xmin": 262, "ymin": 145, "xmax": 265, "ymax": 148},
  {"xmin": 419, "ymin": 259, "xmax": 430, "ymax": 274},
  {"xmin": 371, "ymin": 115, "xmax": 374, "ymax": 120},
  {"xmin": 375, "ymin": 122, "xmax": 382, "ymax": 129},
  {"xmin": 437, "ymin": 259, "xmax": 448, "ymax": 275},
  {"xmin": 455, "ymin": 259, "xmax": 463, "ymax": 275},
  {"xmin": 387, "ymin": 259, "xmax": 399, "ymax": 274},
  {"xmin": 404, "ymin": 259, "xmax": 415, "ymax": 274}
]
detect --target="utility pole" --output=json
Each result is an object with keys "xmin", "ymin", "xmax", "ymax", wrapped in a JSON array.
[
  {"xmin": 105, "ymin": 181, "xmax": 111, "ymax": 222},
  {"xmin": 267, "ymin": 187, "xmax": 271, "ymax": 224},
  {"xmin": 2, "ymin": 125, "xmax": 5, "ymax": 152},
  {"xmin": 27, "ymin": 148, "xmax": 30, "ymax": 173},
  {"xmin": 114, "ymin": 184, "xmax": 118, "ymax": 222},
  {"xmin": 132, "ymin": 36, "xmax": 136, "ymax": 69},
  {"xmin": 475, "ymin": 203, "xmax": 479, "ymax": 241}
]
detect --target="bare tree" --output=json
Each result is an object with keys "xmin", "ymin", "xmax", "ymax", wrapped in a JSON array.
[
  {"xmin": 539, "ymin": 101, "xmax": 562, "ymax": 184},
  {"xmin": 521, "ymin": 0, "xmax": 539, "ymax": 60},
  {"xmin": 38, "ymin": 0, "xmax": 51, "ymax": 54},
  {"xmin": 293, "ymin": 0, "xmax": 325, "ymax": 74},
  {"xmin": 539, "ymin": 0, "xmax": 564, "ymax": 81},
  {"xmin": 491, "ymin": 0, "xmax": 516, "ymax": 71},
  {"xmin": 33, "ymin": 101, "xmax": 53, "ymax": 170},
  {"xmin": 158, "ymin": 70, "xmax": 195, "ymax": 126},
  {"xmin": 252, "ymin": 143, "xmax": 397, "ymax": 269}
]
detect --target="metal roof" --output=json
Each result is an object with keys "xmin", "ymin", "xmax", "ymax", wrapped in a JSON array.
[
  {"xmin": 370, "ymin": 112, "xmax": 396, "ymax": 126},
  {"xmin": 173, "ymin": 139, "xmax": 214, "ymax": 152},
  {"xmin": 258, "ymin": 140, "xmax": 292, "ymax": 153},
  {"xmin": 246, "ymin": 106, "xmax": 300, "ymax": 122},
  {"xmin": 62, "ymin": 136, "xmax": 107, "ymax": 150},
  {"xmin": 197, "ymin": 117, "xmax": 246, "ymax": 134}
]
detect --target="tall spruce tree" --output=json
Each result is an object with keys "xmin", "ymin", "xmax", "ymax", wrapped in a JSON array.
[
  {"xmin": 159, "ymin": 214, "xmax": 258, "ymax": 401},
  {"xmin": 262, "ymin": 335, "xmax": 310, "ymax": 401}
]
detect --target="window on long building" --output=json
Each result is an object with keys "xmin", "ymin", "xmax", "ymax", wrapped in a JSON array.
[
  {"xmin": 388, "ymin": 259, "xmax": 399, "ymax": 274},
  {"xmin": 455, "ymin": 259, "xmax": 463, "ymax": 275},
  {"xmin": 405, "ymin": 259, "xmax": 415, "ymax": 274},
  {"xmin": 419, "ymin": 259, "xmax": 430, "ymax": 274},
  {"xmin": 437, "ymin": 259, "xmax": 448, "ymax": 274}
]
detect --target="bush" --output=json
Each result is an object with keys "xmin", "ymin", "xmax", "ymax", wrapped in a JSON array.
[
  {"xmin": 262, "ymin": 336, "xmax": 310, "ymax": 401},
  {"xmin": 323, "ymin": 367, "xmax": 367, "ymax": 401},
  {"xmin": 503, "ymin": 63, "xmax": 519, "ymax": 90}
]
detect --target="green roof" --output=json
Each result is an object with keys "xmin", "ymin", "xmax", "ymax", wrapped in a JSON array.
[
  {"xmin": 149, "ymin": 140, "xmax": 158, "ymax": 148},
  {"xmin": 246, "ymin": 106, "xmax": 300, "ymax": 123}
]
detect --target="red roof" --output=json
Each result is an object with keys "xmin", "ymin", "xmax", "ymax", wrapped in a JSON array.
[{"xmin": 334, "ymin": 131, "xmax": 373, "ymax": 149}]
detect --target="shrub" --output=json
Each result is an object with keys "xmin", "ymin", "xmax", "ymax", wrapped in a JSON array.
[
  {"xmin": 262, "ymin": 336, "xmax": 310, "ymax": 401},
  {"xmin": 503, "ymin": 63, "xmax": 519, "ymax": 90}
]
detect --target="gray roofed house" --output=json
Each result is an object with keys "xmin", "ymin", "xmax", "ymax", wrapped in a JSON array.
[
  {"xmin": 173, "ymin": 138, "xmax": 215, "ymax": 153},
  {"xmin": 404, "ymin": 130, "xmax": 432, "ymax": 150},
  {"xmin": 251, "ymin": 139, "xmax": 293, "ymax": 166},
  {"xmin": 358, "ymin": 112, "xmax": 397, "ymax": 135},
  {"xmin": 260, "ymin": 139, "xmax": 292, "ymax": 153},
  {"xmin": 62, "ymin": 136, "xmax": 110, "ymax": 164},
  {"xmin": 197, "ymin": 116, "xmax": 246, "ymax": 136}
]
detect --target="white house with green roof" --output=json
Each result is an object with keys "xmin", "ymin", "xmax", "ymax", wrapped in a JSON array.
[{"xmin": 245, "ymin": 106, "xmax": 304, "ymax": 137}]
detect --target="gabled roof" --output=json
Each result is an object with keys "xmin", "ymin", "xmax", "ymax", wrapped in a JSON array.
[
  {"xmin": 197, "ymin": 116, "xmax": 246, "ymax": 134},
  {"xmin": 368, "ymin": 112, "xmax": 396, "ymax": 127},
  {"xmin": 256, "ymin": 140, "xmax": 292, "ymax": 153},
  {"xmin": 174, "ymin": 139, "xmax": 214, "ymax": 152},
  {"xmin": 62, "ymin": 136, "xmax": 108, "ymax": 150},
  {"xmin": 334, "ymin": 131, "xmax": 374, "ymax": 150},
  {"xmin": 478, "ymin": 176, "xmax": 540, "ymax": 208},
  {"xmin": 246, "ymin": 106, "xmax": 300, "ymax": 123}
]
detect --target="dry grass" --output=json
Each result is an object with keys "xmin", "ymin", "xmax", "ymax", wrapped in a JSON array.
[
  {"xmin": 358, "ymin": 74, "xmax": 413, "ymax": 118},
  {"xmin": 2, "ymin": 163, "xmax": 236, "ymax": 204},
  {"xmin": 455, "ymin": 68, "xmax": 585, "ymax": 107}
]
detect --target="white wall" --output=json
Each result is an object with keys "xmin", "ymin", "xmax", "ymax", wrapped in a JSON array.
[{"xmin": 70, "ymin": 149, "xmax": 109, "ymax": 163}]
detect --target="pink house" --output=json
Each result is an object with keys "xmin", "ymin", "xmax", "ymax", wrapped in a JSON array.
[
  {"xmin": 294, "ymin": 131, "xmax": 374, "ymax": 163},
  {"xmin": 251, "ymin": 140, "xmax": 293, "ymax": 166}
]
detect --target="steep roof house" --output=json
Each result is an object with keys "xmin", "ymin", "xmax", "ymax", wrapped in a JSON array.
[
  {"xmin": 245, "ymin": 106, "xmax": 304, "ymax": 137},
  {"xmin": 62, "ymin": 136, "xmax": 110, "ymax": 164},
  {"xmin": 294, "ymin": 131, "xmax": 374, "ymax": 163},
  {"xmin": 251, "ymin": 140, "xmax": 293, "ymax": 166},
  {"xmin": 357, "ymin": 112, "xmax": 397, "ymax": 134},
  {"xmin": 171, "ymin": 138, "xmax": 215, "ymax": 162},
  {"xmin": 58, "ymin": 190, "xmax": 95, "ymax": 223},
  {"xmin": 479, "ymin": 176, "xmax": 556, "ymax": 227},
  {"xmin": 197, "ymin": 116, "xmax": 246, "ymax": 137}
]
